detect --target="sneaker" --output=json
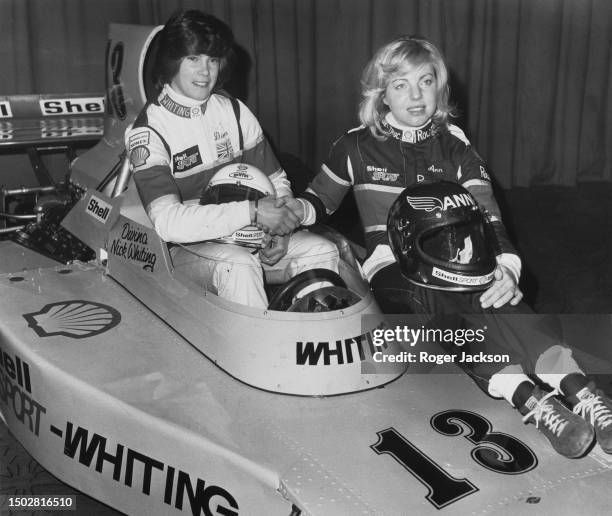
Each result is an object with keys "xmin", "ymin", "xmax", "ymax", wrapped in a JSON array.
[
  {"xmin": 521, "ymin": 386, "xmax": 594, "ymax": 458},
  {"xmin": 571, "ymin": 387, "xmax": 612, "ymax": 454}
]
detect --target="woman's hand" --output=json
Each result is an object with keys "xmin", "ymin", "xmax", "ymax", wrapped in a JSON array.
[
  {"xmin": 276, "ymin": 196, "xmax": 305, "ymax": 221},
  {"xmin": 259, "ymin": 233, "xmax": 290, "ymax": 266},
  {"xmin": 479, "ymin": 264, "xmax": 523, "ymax": 309}
]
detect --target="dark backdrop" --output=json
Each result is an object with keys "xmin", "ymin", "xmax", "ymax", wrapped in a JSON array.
[
  {"xmin": 1, "ymin": 0, "xmax": 611, "ymax": 187},
  {"xmin": 2, "ymin": 0, "xmax": 612, "ymax": 314}
]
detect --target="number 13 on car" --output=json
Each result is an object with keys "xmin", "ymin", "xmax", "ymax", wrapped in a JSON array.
[{"xmin": 372, "ymin": 409, "xmax": 538, "ymax": 509}]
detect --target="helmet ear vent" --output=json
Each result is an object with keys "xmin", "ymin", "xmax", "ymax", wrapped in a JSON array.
[
  {"xmin": 387, "ymin": 180, "xmax": 497, "ymax": 292},
  {"xmin": 200, "ymin": 163, "xmax": 274, "ymax": 248}
]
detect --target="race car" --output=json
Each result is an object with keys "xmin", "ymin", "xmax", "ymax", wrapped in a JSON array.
[{"xmin": 1, "ymin": 22, "xmax": 612, "ymax": 516}]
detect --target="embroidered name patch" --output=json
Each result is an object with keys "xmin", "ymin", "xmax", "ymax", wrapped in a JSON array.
[{"xmin": 128, "ymin": 131, "xmax": 150, "ymax": 151}]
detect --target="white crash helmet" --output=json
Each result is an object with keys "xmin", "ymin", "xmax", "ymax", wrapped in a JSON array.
[{"xmin": 200, "ymin": 163, "xmax": 275, "ymax": 248}]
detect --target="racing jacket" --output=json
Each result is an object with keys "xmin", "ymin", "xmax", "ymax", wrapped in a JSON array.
[
  {"xmin": 125, "ymin": 84, "xmax": 292, "ymax": 243},
  {"xmin": 299, "ymin": 113, "xmax": 520, "ymax": 281}
]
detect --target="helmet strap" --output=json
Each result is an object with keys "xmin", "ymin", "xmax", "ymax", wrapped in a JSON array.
[{"xmin": 252, "ymin": 198, "xmax": 259, "ymax": 225}]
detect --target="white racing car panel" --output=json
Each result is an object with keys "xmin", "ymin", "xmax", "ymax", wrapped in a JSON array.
[
  {"xmin": 1, "ymin": 259, "xmax": 612, "ymax": 515},
  {"xmin": 61, "ymin": 190, "xmax": 406, "ymax": 396}
]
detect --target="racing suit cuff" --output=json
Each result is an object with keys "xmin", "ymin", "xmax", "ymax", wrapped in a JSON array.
[
  {"xmin": 269, "ymin": 169, "xmax": 293, "ymax": 199},
  {"xmin": 496, "ymin": 253, "xmax": 522, "ymax": 285},
  {"xmin": 297, "ymin": 198, "xmax": 316, "ymax": 226}
]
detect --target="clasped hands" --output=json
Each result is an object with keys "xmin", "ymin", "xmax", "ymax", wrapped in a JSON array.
[
  {"xmin": 252, "ymin": 196, "xmax": 304, "ymax": 266},
  {"xmin": 251, "ymin": 195, "xmax": 304, "ymax": 236}
]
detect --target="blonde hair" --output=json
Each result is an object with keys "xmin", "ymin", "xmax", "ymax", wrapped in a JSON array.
[{"xmin": 359, "ymin": 36, "xmax": 454, "ymax": 139}]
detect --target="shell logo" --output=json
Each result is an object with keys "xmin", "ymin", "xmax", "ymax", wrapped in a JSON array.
[
  {"xmin": 129, "ymin": 145, "xmax": 150, "ymax": 168},
  {"xmin": 23, "ymin": 301, "xmax": 121, "ymax": 339}
]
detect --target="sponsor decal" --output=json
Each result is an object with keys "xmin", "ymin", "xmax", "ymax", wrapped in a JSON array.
[
  {"xmin": 128, "ymin": 131, "xmax": 150, "ymax": 150},
  {"xmin": 0, "ymin": 101, "xmax": 13, "ymax": 118},
  {"xmin": 214, "ymin": 128, "xmax": 233, "ymax": 160},
  {"xmin": 0, "ymin": 347, "xmax": 32, "ymax": 394},
  {"xmin": 51, "ymin": 421, "xmax": 239, "ymax": 514},
  {"xmin": 39, "ymin": 97, "xmax": 104, "ymax": 116},
  {"xmin": 367, "ymin": 166, "xmax": 400, "ymax": 182},
  {"xmin": 159, "ymin": 94, "xmax": 205, "ymax": 119},
  {"xmin": 173, "ymin": 145, "xmax": 202, "ymax": 172},
  {"xmin": 229, "ymin": 171, "xmax": 253, "ymax": 181},
  {"xmin": 431, "ymin": 267, "xmax": 495, "ymax": 286},
  {"xmin": 160, "ymin": 94, "xmax": 190, "ymax": 117},
  {"xmin": 382, "ymin": 120, "xmax": 434, "ymax": 143},
  {"xmin": 0, "ymin": 345, "xmax": 45, "ymax": 436},
  {"xmin": 130, "ymin": 145, "xmax": 150, "ymax": 168},
  {"xmin": 296, "ymin": 328, "xmax": 388, "ymax": 366},
  {"xmin": 128, "ymin": 133, "xmax": 151, "ymax": 167},
  {"xmin": 406, "ymin": 193, "xmax": 475, "ymax": 212},
  {"xmin": 109, "ymin": 222, "xmax": 157, "ymax": 271},
  {"xmin": 411, "ymin": 126, "xmax": 434, "ymax": 143},
  {"xmin": 233, "ymin": 229, "xmax": 263, "ymax": 240},
  {"xmin": 23, "ymin": 301, "xmax": 121, "ymax": 339},
  {"xmin": 386, "ymin": 125, "xmax": 403, "ymax": 140},
  {"xmin": 86, "ymin": 195, "xmax": 112, "ymax": 223}
]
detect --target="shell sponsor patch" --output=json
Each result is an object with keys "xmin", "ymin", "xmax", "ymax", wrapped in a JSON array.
[
  {"xmin": 432, "ymin": 267, "xmax": 494, "ymax": 286},
  {"xmin": 367, "ymin": 165, "xmax": 400, "ymax": 182},
  {"xmin": 130, "ymin": 145, "xmax": 150, "ymax": 168}
]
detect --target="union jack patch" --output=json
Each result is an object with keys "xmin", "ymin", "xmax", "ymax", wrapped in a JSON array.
[{"xmin": 214, "ymin": 129, "xmax": 233, "ymax": 159}]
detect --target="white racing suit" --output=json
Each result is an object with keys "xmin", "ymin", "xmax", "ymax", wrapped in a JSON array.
[{"xmin": 125, "ymin": 84, "xmax": 338, "ymax": 308}]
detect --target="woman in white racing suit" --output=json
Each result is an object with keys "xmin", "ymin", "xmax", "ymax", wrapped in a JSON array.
[{"xmin": 125, "ymin": 9, "xmax": 338, "ymax": 308}]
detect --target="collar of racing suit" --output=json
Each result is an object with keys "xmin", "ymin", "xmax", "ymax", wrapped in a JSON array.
[
  {"xmin": 382, "ymin": 112, "xmax": 435, "ymax": 144},
  {"xmin": 157, "ymin": 84, "xmax": 209, "ymax": 118}
]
